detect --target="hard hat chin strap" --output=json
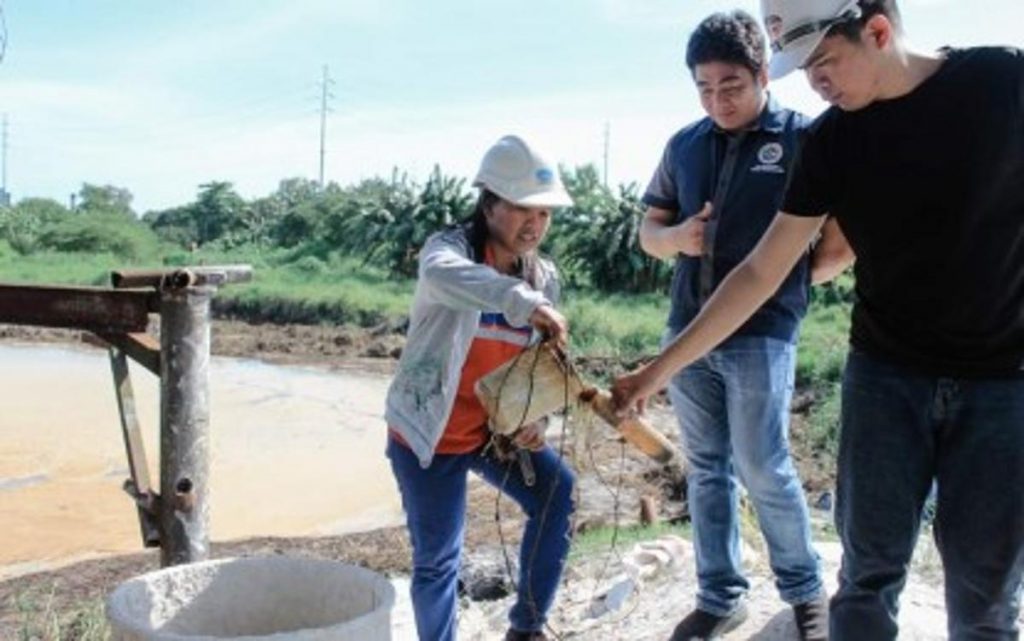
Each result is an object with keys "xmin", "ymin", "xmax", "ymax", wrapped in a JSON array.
[{"xmin": 771, "ymin": 5, "xmax": 863, "ymax": 53}]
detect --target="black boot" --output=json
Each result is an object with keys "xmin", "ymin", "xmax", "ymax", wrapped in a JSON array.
[
  {"xmin": 504, "ymin": 629, "xmax": 549, "ymax": 641},
  {"xmin": 793, "ymin": 594, "xmax": 829, "ymax": 641},
  {"xmin": 668, "ymin": 603, "xmax": 748, "ymax": 640}
]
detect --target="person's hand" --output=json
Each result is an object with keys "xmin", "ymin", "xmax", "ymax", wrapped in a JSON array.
[
  {"xmin": 610, "ymin": 365, "xmax": 665, "ymax": 417},
  {"xmin": 670, "ymin": 202, "xmax": 712, "ymax": 257},
  {"xmin": 529, "ymin": 304, "xmax": 568, "ymax": 348},
  {"xmin": 513, "ymin": 420, "xmax": 546, "ymax": 451}
]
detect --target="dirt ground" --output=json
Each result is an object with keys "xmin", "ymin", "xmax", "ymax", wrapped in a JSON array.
[{"xmin": 0, "ymin": 320, "xmax": 835, "ymax": 638}]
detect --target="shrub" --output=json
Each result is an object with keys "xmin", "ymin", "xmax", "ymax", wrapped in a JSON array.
[
  {"xmin": 36, "ymin": 213, "xmax": 160, "ymax": 262},
  {"xmin": 290, "ymin": 255, "xmax": 327, "ymax": 275}
]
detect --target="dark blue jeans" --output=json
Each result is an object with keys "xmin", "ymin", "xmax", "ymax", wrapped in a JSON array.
[
  {"xmin": 833, "ymin": 351, "xmax": 1024, "ymax": 640},
  {"xmin": 387, "ymin": 437, "xmax": 575, "ymax": 641}
]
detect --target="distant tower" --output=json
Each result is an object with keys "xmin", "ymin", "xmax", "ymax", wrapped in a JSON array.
[
  {"xmin": 0, "ymin": 114, "xmax": 10, "ymax": 206},
  {"xmin": 602, "ymin": 121, "xmax": 610, "ymax": 189},
  {"xmin": 318, "ymin": 65, "xmax": 335, "ymax": 189}
]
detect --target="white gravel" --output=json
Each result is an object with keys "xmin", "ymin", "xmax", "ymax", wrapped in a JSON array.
[{"xmin": 390, "ymin": 531, "xmax": 1019, "ymax": 640}]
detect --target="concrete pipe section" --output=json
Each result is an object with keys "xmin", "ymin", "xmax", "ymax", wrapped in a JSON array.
[{"xmin": 107, "ymin": 556, "xmax": 395, "ymax": 640}]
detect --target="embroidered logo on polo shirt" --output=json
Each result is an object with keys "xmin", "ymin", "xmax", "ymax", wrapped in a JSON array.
[{"xmin": 752, "ymin": 142, "xmax": 785, "ymax": 174}]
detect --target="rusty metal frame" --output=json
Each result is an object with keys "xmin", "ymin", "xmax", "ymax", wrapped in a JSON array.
[
  {"xmin": 0, "ymin": 265, "xmax": 252, "ymax": 566},
  {"xmin": 0, "ymin": 283, "xmax": 157, "ymax": 333},
  {"xmin": 109, "ymin": 346, "xmax": 161, "ymax": 548}
]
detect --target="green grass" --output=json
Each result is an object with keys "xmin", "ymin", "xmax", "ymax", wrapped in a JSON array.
[
  {"xmin": 796, "ymin": 302, "xmax": 851, "ymax": 387},
  {"xmin": 10, "ymin": 585, "xmax": 108, "ymax": 641},
  {"xmin": 213, "ymin": 254, "xmax": 414, "ymax": 327},
  {"xmin": 806, "ymin": 382, "xmax": 843, "ymax": 457},
  {"xmin": 794, "ymin": 300, "xmax": 850, "ymax": 461},
  {"xmin": 569, "ymin": 521, "xmax": 692, "ymax": 561},
  {"xmin": 0, "ymin": 248, "xmax": 142, "ymax": 287},
  {"xmin": 563, "ymin": 290, "xmax": 667, "ymax": 360}
]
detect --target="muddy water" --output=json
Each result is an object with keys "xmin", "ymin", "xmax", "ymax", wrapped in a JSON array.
[{"xmin": 0, "ymin": 344, "xmax": 403, "ymax": 578}]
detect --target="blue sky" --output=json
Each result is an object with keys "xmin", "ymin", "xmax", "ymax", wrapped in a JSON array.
[{"xmin": 0, "ymin": 0, "xmax": 1021, "ymax": 213}]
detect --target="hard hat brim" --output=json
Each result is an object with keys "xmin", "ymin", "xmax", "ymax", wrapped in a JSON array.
[
  {"xmin": 473, "ymin": 179, "xmax": 574, "ymax": 209},
  {"xmin": 508, "ymin": 189, "xmax": 574, "ymax": 209},
  {"xmin": 768, "ymin": 29, "xmax": 829, "ymax": 80}
]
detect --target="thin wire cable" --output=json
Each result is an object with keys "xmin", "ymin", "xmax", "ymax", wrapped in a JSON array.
[
  {"xmin": 488, "ymin": 340, "xmax": 657, "ymax": 639},
  {"xmin": 491, "ymin": 340, "xmax": 568, "ymax": 640}
]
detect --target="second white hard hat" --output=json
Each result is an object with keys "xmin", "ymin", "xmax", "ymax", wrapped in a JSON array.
[{"xmin": 761, "ymin": 0, "xmax": 862, "ymax": 79}]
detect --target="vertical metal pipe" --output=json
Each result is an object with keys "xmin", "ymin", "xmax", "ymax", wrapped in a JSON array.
[{"xmin": 158, "ymin": 285, "xmax": 213, "ymax": 567}]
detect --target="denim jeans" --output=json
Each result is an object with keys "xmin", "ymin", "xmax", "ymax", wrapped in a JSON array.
[
  {"xmin": 833, "ymin": 350, "xmax": 1024, "ymax": 640},
  {"xmin": 386, "ymin": 437, "xmax": 575, "ymax": 641},
  {"xmin": 665, "ymin": 333, "xmax": 822, "ymax": 616}
]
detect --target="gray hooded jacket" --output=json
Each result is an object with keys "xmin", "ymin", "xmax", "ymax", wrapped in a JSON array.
[{"xmin": 384, "ymin": 225, "xmax": 560, "ymax": 467}]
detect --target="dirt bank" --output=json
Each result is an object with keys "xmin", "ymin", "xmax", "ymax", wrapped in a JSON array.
[{"xmin": 0, "ymin": 320, "xmax": 403, "ymax": 373}]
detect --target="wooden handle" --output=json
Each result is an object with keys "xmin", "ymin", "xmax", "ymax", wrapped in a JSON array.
[{"xmin": 584, "ymin": 390, "xmax": 678, "ymax": 465}]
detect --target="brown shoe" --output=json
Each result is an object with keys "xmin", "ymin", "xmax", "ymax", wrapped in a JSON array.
[{"xmin": 792, "ymin": 594, "xmax": 829, "ymax": 641}]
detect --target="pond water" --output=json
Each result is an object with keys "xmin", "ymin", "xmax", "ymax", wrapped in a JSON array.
[{"xmin": 0, "ymin": 343, "xmax": 402, "ymax": 578}]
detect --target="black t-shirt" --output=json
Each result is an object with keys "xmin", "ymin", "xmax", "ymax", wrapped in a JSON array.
[{"xmin": 784, "ymin": 47, "xmax": 1024, "ymax": 377}]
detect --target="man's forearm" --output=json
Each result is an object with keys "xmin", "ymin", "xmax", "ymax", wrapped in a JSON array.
[
  {"xmin": 810, "ymin": 217, "xmax": 855, "ymax": 284},
  {"xmin": 639, "ymin": 220, "xmax": 681, "ymax": 259},
  {"xmin": 811, "ymin": 252, "xmax": 854, "ymax": 284}
]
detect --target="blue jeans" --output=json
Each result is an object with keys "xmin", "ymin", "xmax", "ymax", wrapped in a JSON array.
[
  {"xmin": 833, "ymin": 350, "xmax": 1024, "ymax": 640},
  {"xmin": 386, "ymin": 437, "xmax": 575, "ymax": 641},
  {"xmin": 665, "ymin": 334, "xmax": 822, "ymax": 616}
]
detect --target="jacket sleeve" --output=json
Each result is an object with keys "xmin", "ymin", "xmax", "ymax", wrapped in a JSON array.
[
  {"xmin": 540, "ymin": 259, "xmax": 561, "ymax": 307},
  {"xmin": 419, "ymin": 232, "xmax": 551, "ymax": 328}
]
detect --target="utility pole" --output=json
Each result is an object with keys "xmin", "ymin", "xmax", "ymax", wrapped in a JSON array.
[
  {"xmin": 1, "ymin": 114, "xmax": 9, "ymax": 206},
  {"xmin": 317, "ymin": 65, "xmax": 335, "ymax": 189},
  {"xmin": 602, "ymin": 121, "xmax": 610, "ymax": 189}
]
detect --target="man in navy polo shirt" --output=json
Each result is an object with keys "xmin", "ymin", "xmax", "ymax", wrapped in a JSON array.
[{"xmin": 637, "ymin": 10, "xmax": 851, "ymax": 640}]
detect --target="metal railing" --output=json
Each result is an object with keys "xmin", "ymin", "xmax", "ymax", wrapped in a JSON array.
[{"xmin": 0, "ymin": 264, "xmax": 253, "ymax": 567}]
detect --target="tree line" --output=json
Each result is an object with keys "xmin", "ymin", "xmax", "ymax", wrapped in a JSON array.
[{"xmin": 0, "ymin": 165, "xmax": 673, "ymax": 294}]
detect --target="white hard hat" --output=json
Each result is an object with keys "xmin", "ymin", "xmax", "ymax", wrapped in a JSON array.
[
  {"xmin": 761, "ymin": 0, "xmax": 862, "ymax": 79},
  {"xmin": 472, "ymin": 135, "xmax": 573, "ymax": 209}
]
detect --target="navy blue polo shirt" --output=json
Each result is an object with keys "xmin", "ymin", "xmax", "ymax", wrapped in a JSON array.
[{"xmin": 643, "ymin": 97, "xmax": 812, "ymax": 343}]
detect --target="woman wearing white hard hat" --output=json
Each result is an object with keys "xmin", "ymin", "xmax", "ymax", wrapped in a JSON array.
[{"xmin": 385, "ymin": 135, "xmax": 575, "ymax": 641}]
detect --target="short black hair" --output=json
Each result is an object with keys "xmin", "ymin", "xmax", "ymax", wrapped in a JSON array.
[
  {"xmin": 686, "ymin": 10, "xmax": 766, "ymax": 77},
  {"xmin": 827, "ymin": 0, "xmax": 903, "ymax": 42}
]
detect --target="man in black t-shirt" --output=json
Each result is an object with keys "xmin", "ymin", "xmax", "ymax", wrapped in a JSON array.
[{"xmin": 612, "ymin": 1, "xmax": 1024, "ymax": 639}]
